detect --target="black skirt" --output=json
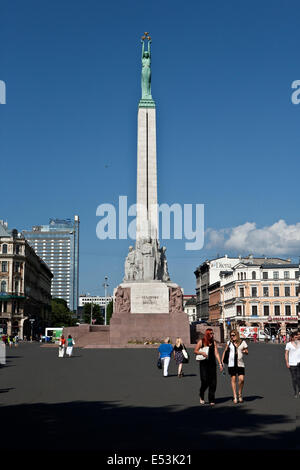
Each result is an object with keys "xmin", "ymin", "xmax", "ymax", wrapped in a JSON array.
[{"xmin": 228, "ymin": 366, "xmax": 245, "ymax": 377}]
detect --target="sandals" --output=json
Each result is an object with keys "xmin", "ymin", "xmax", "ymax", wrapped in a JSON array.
[
  {"xmin": 238, "ymin": 395, "xmax": 243, "ymax": 403},
  {"xmin": 233, "ymin": 397, "xmax": 238, "ymax": 404},
  {"xmin": 199, "ymin": 398, "xmax": 205, "ymax": 405}
]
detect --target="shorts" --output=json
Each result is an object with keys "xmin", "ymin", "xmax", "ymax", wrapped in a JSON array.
[{"xmin": 228, "ymin": 366, "xmax": 245, "ymax": 377}]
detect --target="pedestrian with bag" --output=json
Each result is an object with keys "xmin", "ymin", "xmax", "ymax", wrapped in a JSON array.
[
  {"xmin": 221, "ymin": 329, "xmax": 248, "ymax": 403},
  {"xmin": 285, "ymin": 331, "xmax": 300, "ymax": 398},
  {"xmin": 194, "ymin": 328, "xmax": 223, "ymax": 406},
  {"xmin": 58, "ymin": 335, "xmax": 66, "ymax": 358},
  {"xmin": 173, "ymin": 337, "xmax": 188, "ymax": 378},
  {"xmin": 66, "ymin": 335, "xmax": 75, "ymax": 358},
  {"xmin": 158, "ymin": 337, "xmax": 173, "ymax": 377}
]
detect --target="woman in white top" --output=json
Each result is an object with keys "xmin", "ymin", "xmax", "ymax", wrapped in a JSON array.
[
  {"xmin": 222, "ymin": 329, "xmax": 248, "ymax": 404},
  {"xmin": 285, "ymin": 332, "xmax": 300, "ymax": 398}
]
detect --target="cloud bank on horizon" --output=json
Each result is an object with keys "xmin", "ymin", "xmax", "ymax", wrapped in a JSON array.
[{"xmin": 205, "ymin": 220, "xmax": 300, "ymax": 257}]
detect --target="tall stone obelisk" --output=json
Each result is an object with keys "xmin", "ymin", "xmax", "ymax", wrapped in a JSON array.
[
  {"xmin": 136, "ymin": 34, "xmax": 158, "ymax": 243},
  {"xmin": 124, "ymin": 33, "xmax": 169, "ymax": 282},
  {"xmin": 110, "ymin": 34, "xmax": 190, "ymax": 346}
]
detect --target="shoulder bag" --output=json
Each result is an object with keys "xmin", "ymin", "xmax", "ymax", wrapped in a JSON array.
[
  {"xmin": 223, "ymin": 342, "xmax": 230, "ymax": 365},
  {"xmin": 182, "ymin": 345, "xmax": 189, "ymax": 363},
  {"xmin": 196, "ymin": 343, "xmax": 209, "ymax": 361}
]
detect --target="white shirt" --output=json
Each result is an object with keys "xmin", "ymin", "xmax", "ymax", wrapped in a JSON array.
[
  {"xmin": 227, "ymin": 340, "xmax": 248, "ymax": 368},
  {"xmin": 285, "ymin": 341, "xmax": 300, "ymax": 366}
]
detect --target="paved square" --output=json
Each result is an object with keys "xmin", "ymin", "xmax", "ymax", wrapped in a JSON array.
[{"xmin": 0, "ymin": 342, "xmax": 299, "ymax": 452}]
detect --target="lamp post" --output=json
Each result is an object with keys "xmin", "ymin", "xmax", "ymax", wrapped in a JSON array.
[
  {"xmin": 103, "ymin": 276, "xmax": 109, "ymax": 325},
  {"xmin": 90, "ymin": 302, "xmax": 93, "ymax": 325},
  {"xmin": 29, "ymin": 318, "xmax": 35, "ymax": 341}
]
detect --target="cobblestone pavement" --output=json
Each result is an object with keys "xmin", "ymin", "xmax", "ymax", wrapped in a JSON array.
[{"xmin": 0, "ymin": 342, "xmax": 299, "ymax": 453}]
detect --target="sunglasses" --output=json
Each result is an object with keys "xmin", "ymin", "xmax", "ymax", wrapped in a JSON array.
[{"xmin": 230, "ymin": 334, "xmax": 236, "ymax": 337}]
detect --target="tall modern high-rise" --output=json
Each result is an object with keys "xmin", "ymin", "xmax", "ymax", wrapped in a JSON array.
[{"xmin": 23, "ymin": 216, "xmax": 79, "ymax": 312}]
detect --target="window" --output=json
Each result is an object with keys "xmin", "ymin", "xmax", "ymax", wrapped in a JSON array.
[
  {"xmin": 236, "ymin": 305, "xmax": 242, "ymax": 316},
  {"xmin": 273, "ymin": 271, "xmax": 279, "ymax": 280},
  {"xmin": 14, "ymin": 262, "xmax": 20, "ymax": 273},
  {"xmin": 263, "ymin": 272, "xmax": 268, "ymax": 280},
  {"xmin": 274, "ymin": 286, "xmax": 280, "ymax": 297},
  {"xmin": 241, "ymin": 273, "xmax": 243, "ymax": 280},
  {"xmin": 0, "ymin": 281, "xmax": 6, "ymax": 293},
  {"xmin": 239, "ymin": 287, "xmax": 245, "ymax": 298},
  {"xmin": 285, "ymin": 305, "xmax": 291, "ymax": 316},
  {"xmin": 1, "ymin": 261, "xmax": 7, "ymax": 273},
  {"xmin": 264, "ymin": 305, "xmax": 269, "ymax": 316},
  {"xmin": 252, "ymin": 287, "xmax": 257, "ymax": 297},
  {"xmin": 284, "ymin": 271, "xmax": 290, "ymax": 280},
  {"xmin": 285, "ymin": 286, "xmax": 290, "ymax": 297},
  {"xmin": 252, "ymin": 271, "xmax": 256, "ymax": 280},
  {"xmin": 252, "ymin": 305, "xmax": 258, "ymax": 316},
  {"xmin": 15, "ymin": 245, "xmax": 20, "ymax": 255},
  {"xmin": 14, "ymin": 281, "xmax": 19, "ymax": 294},
  {"xmin": 2, "ymin": 244, "xmax": 7, "ymax": 254},
  {"xmin": 263, "ymin": 286, "xmax": 269, "ymax": 297},
  {"xmin": 274, "ymin": 305, "xmax": 280, "ymax": 315}
]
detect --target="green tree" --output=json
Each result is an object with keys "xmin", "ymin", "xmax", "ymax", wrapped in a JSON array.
[
  {"xmin": 83, "ymin": 303, "xmax": 104, "ymax": 325},
  {"xmin": 106, "ymin": 300, "xmax": 113, "ymax": 325},
  {"xmin": 51, "ymin": 298, "xmax": 76, "ymax": 327}
]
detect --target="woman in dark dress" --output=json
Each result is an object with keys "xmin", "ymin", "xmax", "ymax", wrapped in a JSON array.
[
  {"xmin": 173, "ymin": 337, "xmax": 185, "ymax": 378},
  {"xmin": 194, "ymin": 328, "xmax": 223, "ymax": 405}
]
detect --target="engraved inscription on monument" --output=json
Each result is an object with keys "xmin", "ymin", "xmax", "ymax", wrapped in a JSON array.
[{"xmin": 130, "ymin": 283, "xmax": 169, "ymax": 314}]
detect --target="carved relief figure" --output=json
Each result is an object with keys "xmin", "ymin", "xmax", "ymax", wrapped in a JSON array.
[
  {"xmin": 170, "ymin": 287, "xmax": 183, "ymax": 313},
  {"xmin": 115, "ymin": 286, "xmax": 131, "ymax": 313}
]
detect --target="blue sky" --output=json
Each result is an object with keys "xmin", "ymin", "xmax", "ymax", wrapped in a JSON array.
[{"xmin": 1, "ymin": 0, "xmax": 300, "ymax": 295}]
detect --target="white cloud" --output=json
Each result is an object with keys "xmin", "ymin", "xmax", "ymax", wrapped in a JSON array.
[{"xmin": 206, "ymin": 219, "xmax": 300, "ymax": 256}]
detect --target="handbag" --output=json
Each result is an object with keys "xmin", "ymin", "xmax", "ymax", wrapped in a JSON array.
[
  {"xmin": 196, "ymin": 346, "xmax": 209, "ymax": 361},
  {"xmin": 182, "ymin": 346, "xmax": 189, "ymax": 363},
  {"xmin": 157, "ymin": 358, "xmax": 162, "ymax": 369},
  {"xmin": 223, "ymin": 343, "xmax": 230, "ymax": 365}
]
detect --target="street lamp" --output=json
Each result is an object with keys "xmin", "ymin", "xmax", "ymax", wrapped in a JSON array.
[
  {"xmin": 103, "ymin": 276, "xmax": 109, "ymax": 326},
  {"xmin": 29, "ymin": 318, "xmax": 35, "ymax": 341},
  {"xmin": 90, "ymin": 302, "xmax": 93, "ymax": 325}
]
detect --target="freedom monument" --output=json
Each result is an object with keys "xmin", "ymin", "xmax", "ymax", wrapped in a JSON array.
[{"xmin": 109, "ymin": 34, "xmax": 190, "ymax": 345}]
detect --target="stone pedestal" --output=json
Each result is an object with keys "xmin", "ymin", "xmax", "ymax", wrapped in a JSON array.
[{"xmin": 109, "ymin": 282, "xmax": 191, "ymax": 346}]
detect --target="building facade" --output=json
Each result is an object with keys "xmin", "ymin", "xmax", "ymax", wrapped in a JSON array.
[
  {"xmin": 0, "ymin": 221, "xmax": 52, "ymax": 338},
  {"xmin": 208, "ymin": 282, "xmax": 221, "ymax": 325},
  {"xmin": 220, "ymin": 262, "xmax": 299, "ymax": 338},
  {"xmin": 183, "ymin": 295, "xmax": 197, "ymax": 323},
  {"xmin": 78, "ymin": 295, "xmax": 113, "ymax": 309},
  {"xmin": 195, "ymin": 255, "xmax": 291, "ymax": 321},
  {"xmin": 23, "ymin": 216, "xmax": 79, "ymax": 312}
]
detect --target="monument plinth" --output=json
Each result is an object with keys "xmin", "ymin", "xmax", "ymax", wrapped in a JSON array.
[{"xmin": 110, "ymin": 34, "xmax": 190, "ymax": 346}]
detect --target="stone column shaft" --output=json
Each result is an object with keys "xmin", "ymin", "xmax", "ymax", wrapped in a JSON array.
[{"xmin": 136, "ymin": 107, "xmax": 158, "ymax": 241}]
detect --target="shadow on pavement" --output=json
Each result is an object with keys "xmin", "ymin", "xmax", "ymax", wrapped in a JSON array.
[
  {"xmin": 216, "ymin": 395, "xmax": 264, "ymax": 404},
  {"xmin": 0, "ymin": 399, "xmax": 298, "ymax": 451}
]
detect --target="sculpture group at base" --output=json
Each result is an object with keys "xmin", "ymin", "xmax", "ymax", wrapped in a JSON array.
[{"xmin": 124, "ymin": 238, "xmax": 170, "ymax": 282}]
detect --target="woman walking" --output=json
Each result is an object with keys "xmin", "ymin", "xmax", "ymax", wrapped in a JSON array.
[
  {"xmin": 285, "ymin": 331, "xmax": 300, "ymax": 398},
  {"xmin": 58, "ymin": 335, "xmax": 66, "ymax": 358},
  {"xmin": 66, "ymin": 335, "xmax": 75, "ymax": 358},
  {"xmin": 222, "ymin": 329, "xmax": 248, "ymax": 403},
  {"xmin": 173, "ymin": 337, "xmax": 186, "ymax": 378},
  {"xmin": 194, "ymin": 328, "xmax": 223, "ymax": 406},
  {"xmin": 158, "ymin": 337, "xmax": 173, "ymax": 377}
]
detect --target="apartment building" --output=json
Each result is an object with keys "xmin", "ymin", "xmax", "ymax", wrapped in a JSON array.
[
  {"xmin": 0, "ymin": 221, "xmax": 52, "ymax": 338},
  {"xmin": 220, "ymin": 262, "xmax": 299, "ymax": 338}
]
